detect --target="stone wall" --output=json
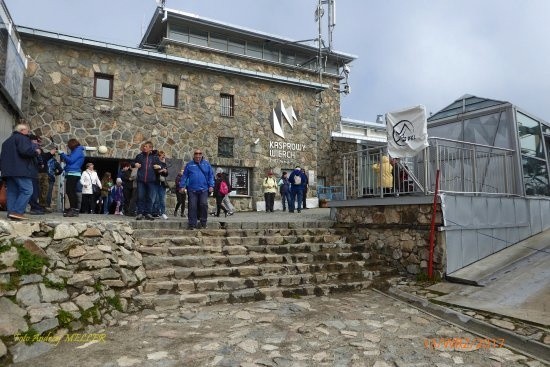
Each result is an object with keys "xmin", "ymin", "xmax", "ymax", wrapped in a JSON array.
[
  {"xmin": 20, "ymin": 36, "xmax": 342, "ymax": 207},
  {"xmin": 0, "ymin": 219, "xmax": 144, "ymax": 362},
  {"xmin": 334, "ymin": 204, "xmax": 446, "ymax": 276}
]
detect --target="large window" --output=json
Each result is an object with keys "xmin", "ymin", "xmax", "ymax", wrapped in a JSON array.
[
  {"xmin": 162, "ymin": 84, "xmax": 178, "ymax": 108},
  {"xmin": 220, "ymin": 94, "xmax": 234, "ymax": 117},
  {"xmin": 214, "ymin": 167, "xmax": 250, "ymax": 196},
  {"xmin": 94, "ymin": 73, "xmax": 113, "ymax": 100},
  {"xmin": 517, "ymin": 112, "xmax": 544, "ymax": 159}
]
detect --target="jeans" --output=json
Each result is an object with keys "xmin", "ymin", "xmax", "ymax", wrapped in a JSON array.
[
  {"xmin": 5, "ymin": 177, "xmax": 33, "ymax": 214},
  {"xmin": 280, "ymin": 191, "xmax": 291, "ymax": 211},
  {"xmin": 153, "ymin": 185, "xmax": 166, "ymax": 215},
  {"xmin": 103, "ymin": 195, "xmax": 111, "ymax": 214},
  {"xmin": 137, "ymin": 181, "xmax": 158, "ymax": 215},
  {"xmin": 289, "ymin": 188, "xmax": 304, "ymax": 212},
  {"xmin": 187, "ymin": 190, "xmax": 209, "ymax": 227}
]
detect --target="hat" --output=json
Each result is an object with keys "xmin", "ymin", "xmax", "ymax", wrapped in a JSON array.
[
  {"xmin": 216, "ymin": 167, "xmax": 223, "ymax": 174},
  {"xmin": 116, "ymin": 178, "xmax": 122, "ymax": 184}
]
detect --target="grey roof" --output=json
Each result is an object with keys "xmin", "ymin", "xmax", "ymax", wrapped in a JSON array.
[
  {"xmin": 428, "ymin": 94, "xmax": 508, "ymax": 122},
  {"xmin": 140, "ymin": 6, "xmax": 356, "ymax": 64}
]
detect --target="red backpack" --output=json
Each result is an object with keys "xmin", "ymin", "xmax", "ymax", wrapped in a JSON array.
[{"xmin": 219, "ymin": 181, "xmax": 229, "ymax": 195}]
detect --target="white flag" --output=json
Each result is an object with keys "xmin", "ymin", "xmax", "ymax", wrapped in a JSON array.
[{"xmin": 386, "ymin": 105, "xmax": 429, "ymax": 158}]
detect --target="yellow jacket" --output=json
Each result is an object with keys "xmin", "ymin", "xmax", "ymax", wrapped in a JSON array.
[
  {"xmin": 262, "ymin": 177, "xmax": 278, "ymax": 193},
  {"xmin": 372, "ymin": 155, "xmax": 393, "ymax": 188}
]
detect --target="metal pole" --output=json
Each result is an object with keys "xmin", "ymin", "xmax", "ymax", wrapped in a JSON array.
[
  {"xmin": 472, "ymin": 145, "xmax": 477, "ymax": 194},
  {"xmin": 428, "ymin": 169, "xmax": 440, "ymax": 280}
]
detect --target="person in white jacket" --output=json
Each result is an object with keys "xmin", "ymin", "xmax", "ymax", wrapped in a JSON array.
[{"xmin": 80, "ymin": 163, "xmax": 102, "ymax": 214}]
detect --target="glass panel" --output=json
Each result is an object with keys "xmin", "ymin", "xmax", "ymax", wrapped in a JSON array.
[
  {"xmin": 209, "ymin": 33, "xmax": 227, "ymax": 51},
  {"xmin": 517, "ymin": 111, "xmax": 544, "ymax": 158},
  {"xmin": 169, "ymin": 25, "xmax": 189, "ymax": 42},
  {"xmin": 428, "ymin": 122, "xmax": 462, "ymax": 141},
  {"xmin": 189, "ymin": 29, "xmax": 208, "ymax": 47},
  {"xmin": 246, "ymin": 41, "xmax": 262, "ymax": 59},
  {"xmin": 228, "ymin": 39, "xmax": 245, "ymax": 55},
  {"xmin": 281, "ymin": 51, "xmax": 295, "ymax": 65},
  {"xmin": 162, "ymin": 85, "xmax": 176, "ymax": 107},
  {"xmin": 324, "ymin": 62, "xmax": 338, "ymax": 74},
  {"xmin": 95, "ymin": 77, "xmax": 111, "ymax": 99},
  {"xmin": 463, "ymin": 111, "xmax": 512, "ymax": 148},
  {"xmin": 230, "ymin": 168, "xmax": 249, "ymax": 196},
  {"xmin": 522, "ymin": 155, "xmax": 549, "ymax": 196},
  {"xmin": 263, "ymin": 46, "xmax": 279, "ymax": 62}
]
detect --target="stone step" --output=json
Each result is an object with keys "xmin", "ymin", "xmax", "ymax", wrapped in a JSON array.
[
  {"xmin": 142, "ymin": 252, "xmax": 369, "ymax": 270},
  {"xmin": 133, "ymin": 280, "xmax": 372, "ymax": 310},
  {"xmin": 143, "ymin": 260, "xmax": 371, "ymax": 282},
  {"xmin": 137, "ymin": 233, "xmax": 344, "ymax": 247},
  {"xmin": 133, "ymin": 227, "xmax": 336, "ymax": 238},
  {"xmin": 131, "ymin": 220, "xmax": 335, "ymax": 232},
  {"xmin": 138, "ymin": 242, "xmax": 361, "ymax": 256},
  {"xmin": 142, "ymin": 269, "xmax": 371, "ymax": 294}
]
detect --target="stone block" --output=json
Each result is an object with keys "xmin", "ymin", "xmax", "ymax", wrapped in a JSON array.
[
  {"xmin": 223, "ymin": 245, "xmax": 248, "ymax": 255},
  {"xmin": 67, "ymin": 273, "xmax": 95, "ymax": 287},
  {"xmin": 79, "ymin": 259, "xmax": 111, "ymax": 269},
  {"xmin": 180, "ymin": 294, "xmax": 208, "ymax": 304},
  {"xmin": 195, "ymin": 279, "xmax": 220, "ymax": 291},
  {"xmin": 16, "ymin": 284, "xmax": 42, "ymax": 307},
  {"xmin": 0, "ymin": 247, "xmax": 18, "ymax": 267},
  {"xmin": 177, "ymin": 280, "xmax": 195, "ymax": 292},
  {"xmin": 173, "ymin": 267, "xmax": 193, "ymax": 279},
  {"xmin": 208, "ymin": 292, "xmax": 229, "ymax": 304},
  {"xmin": 99, "ymin": 268, "xmax": 120, "ymax": 280},
  {"xmin": 228, "ymin": 255, "xmax": 250, "ymax": 265},
  {"xmin": 143, "ymin": 281, "xmax": 175, "ymax": 293},
  {"xmin": 0, "ymin": 298, "xmax": 28, "ymax": 336},
  {"xmin": 28, "ymin": 303, "xmax": 59, "ymax": 323},
  {"xmin": 39, "ymin": 284, "xmax": 69, "ymax": 303},
  {"xmin": 53, "ymin": 224, "xmax": 79, "ymax": 240},
  {"xmin": 32, "ymin": 317, "xmax": 59, "ymax": 334},
  {"xmin": 146, "ymin": 268, "xmax": 175, "ymax": 279}
]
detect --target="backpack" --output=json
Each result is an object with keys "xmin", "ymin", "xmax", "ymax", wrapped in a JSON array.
[
  {"xmin": 293, "ymin": 174, "xmax": 302, "ymax": 185},
  {"xmin": 47, "ymin": 158, "xmax": 62, "ymax": 180},
  {"xmin": 219, "ymin": 180, "xmax": 229, "ymax": 195}
]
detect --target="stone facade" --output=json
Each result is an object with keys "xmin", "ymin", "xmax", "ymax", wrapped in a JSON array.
[
  {"xmin": 334, "ymin": 204, "xmax": 446, "ymax": 276},
  {"xmin": 19, "ymin": 31, "xmax": 343, "ymax": 208}
]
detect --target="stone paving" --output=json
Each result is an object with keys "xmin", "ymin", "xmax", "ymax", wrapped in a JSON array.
[{"xmin": 10, "ymin": 289, "xmax": 544, "ymax": 367}]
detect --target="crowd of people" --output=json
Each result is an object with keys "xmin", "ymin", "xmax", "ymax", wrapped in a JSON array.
[
  {"xmin": 0, "ymin": 123, "xmax": 312, "ymax": 225},
  {"xmin": 263, "ymin": 166, "xmax": 309, "ymax": 213}
]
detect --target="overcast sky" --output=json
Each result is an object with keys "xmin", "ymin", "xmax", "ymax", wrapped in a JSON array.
[{"xmin": 5, "ymin": 0, "xmax": 550, "ymax": 123}]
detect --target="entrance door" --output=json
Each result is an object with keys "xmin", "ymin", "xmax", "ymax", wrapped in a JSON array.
[{"xmin": 84, "ymin": 157, "xmax": 122, "ymax": 181}]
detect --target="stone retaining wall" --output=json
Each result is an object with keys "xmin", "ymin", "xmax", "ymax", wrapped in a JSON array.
[
  {"xmin": 0, "ymin": 219, "xmax": 144, "ymax": 362},
  {"xmin": 334, "ymin": 204, "xmax": 445, "ymax": 276}
]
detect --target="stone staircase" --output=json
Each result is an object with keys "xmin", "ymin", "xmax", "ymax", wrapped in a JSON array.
[{"xmin": 131, "ymin": 220, "xmax": 390, "ymax": 310}]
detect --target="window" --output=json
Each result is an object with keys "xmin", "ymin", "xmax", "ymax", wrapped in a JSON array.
[
  {"xmin": 162, "ymin": 84, "xmax": 178, "ymax": 108},
  {"xmin": 209, "ymin": 33, "xmax": 227, "ymax": 51},
  {"xmin": 189, "ymin": 29, "xmax": 208, "ymax": 47},
  {"xmin": 220, "ymin": 94, "xmax": 234, "ymax": 117},
  {"xmin": 218, "ymin": 137, "xmax": 234, "ymax": 158},
  {"xmin": 94, "ymin": 73, "xmax": 113, "ymax": 100}
]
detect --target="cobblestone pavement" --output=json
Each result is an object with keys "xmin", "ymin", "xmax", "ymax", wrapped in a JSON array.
[{"xmin": 12, "ymin": 289, "xmax": 543, "ymax": 367}]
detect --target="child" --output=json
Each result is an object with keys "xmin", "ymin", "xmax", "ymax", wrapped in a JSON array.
[{"xmin": 111, "ymin": 178, "xmax": 124, "ymax": 215}]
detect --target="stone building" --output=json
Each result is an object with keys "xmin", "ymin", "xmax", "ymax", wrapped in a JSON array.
[
  {"xmin": 14, "ymin": 6, "xmax": 355, "ymax": 211},
  {"xmin": 0, "ymin": 1, "xmax": 26, "ymax": 138}
]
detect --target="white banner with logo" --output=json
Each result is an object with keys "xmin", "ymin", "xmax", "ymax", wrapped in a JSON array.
[{"xmin": 386, "ymin": 105, "xmax": 429, "ymax": 158}]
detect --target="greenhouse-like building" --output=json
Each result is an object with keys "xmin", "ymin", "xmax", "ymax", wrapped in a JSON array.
[{"xmin": 427, "ymin": 94, "xmax": 550, "ymax": 197}]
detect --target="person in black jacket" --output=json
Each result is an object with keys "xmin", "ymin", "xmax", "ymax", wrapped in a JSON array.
[
  {"xmin": 134, "ymin": 141, "xmax": 161, "ymax": 220},
  {"xmin": 0, "ymin": 124, "xmax": 41, "ymax": 220}
]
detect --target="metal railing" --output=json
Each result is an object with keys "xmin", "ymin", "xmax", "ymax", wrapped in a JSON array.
[{"xmin": 341, "ymin": 137, "xmax": 517, "ymax": 199}]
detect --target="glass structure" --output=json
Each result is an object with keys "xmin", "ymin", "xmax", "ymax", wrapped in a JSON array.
[{"xmin": 427, "ymin": 95, "xmax": 550, "ymax": 197}]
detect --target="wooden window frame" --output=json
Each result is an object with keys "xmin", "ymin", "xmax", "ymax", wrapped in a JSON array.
[
  {"xmin": 94, "ymin": 73, "xmax": 114, "ymax": 100},
  {"xmin": 161, "ymin": 84, "xmax": 178, "ymax": 108},
  {"xmin": 220, "ymin": 93, "xmax": 234, "ymax": 117}
]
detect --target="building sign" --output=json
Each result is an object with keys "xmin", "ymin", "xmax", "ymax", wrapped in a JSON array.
[
  {"xmin": 386, "ymin": 105, "xmax": 429, "ymax": 158},
  {"xmin": 271, "ymin": 99, "xmax": 297, "ymax": 139},
  {"xmin": 268, "ymin": 99, "xmax": 305, "ymax": 164}
]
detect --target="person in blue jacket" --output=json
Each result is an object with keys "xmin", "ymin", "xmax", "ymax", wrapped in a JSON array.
[
  {"xmin": 179, "ymin": 148, "xmax": 214, "ymax": 230},
  {"xmin": 59, "ymin": 138, "xmax": 85, "ymax": 217},
  {"xmin": 0, "ymin": 123, "xmax": 41, "ymax": 220},
  {"xmin": 288, "ymin": 166, "xmax": 308, "ymax": 213}
]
